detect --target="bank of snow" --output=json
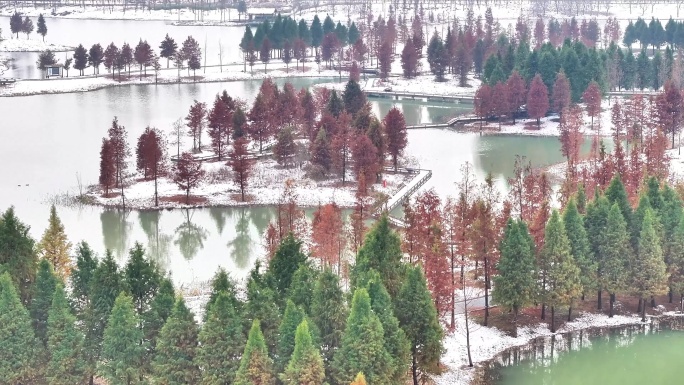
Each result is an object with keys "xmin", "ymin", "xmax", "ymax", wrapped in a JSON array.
[
  {"xmin": 88, "ymin": 156, "xmax": 411, "ymax": 210},
  {"xmin": 435, "ymin": 310, "xmax": 642, "ymax": 385},
  {"xmin": 0, "ymin": 63, "xmax": 341, "ymax": 96},
  {"xmin": 0, "ymin": 37, "xmax": 72, "ymax": 52}
]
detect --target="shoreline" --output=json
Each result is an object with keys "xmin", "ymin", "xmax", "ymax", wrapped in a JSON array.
[
  {"xmin": 0, "ymin": 66, "xmax": 346, "ymax": 97},
  {"xmin": 435, "ymin": 310, "xmax": 648, "ymax": 385}
]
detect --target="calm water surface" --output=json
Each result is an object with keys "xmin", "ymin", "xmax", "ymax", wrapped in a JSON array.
[
  {"xmin": 0, "ymin": 75, "xmax": 570, "ymax": 284},
  {"xmin": 493, "ymin": 325, "xmax": 684, "ymax": 385}
]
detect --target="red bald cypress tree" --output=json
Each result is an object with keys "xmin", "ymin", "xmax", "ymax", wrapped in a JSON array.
[
  {"xmin": 383, "ymin": 107, "xmax": 408, "ymax": 171},
  {"xmin": 99, "ymin": 138, "xmax": 116, "ymax": 196},
  {"xmin": 352, "ymin": 134, "xmax": 379, "ymax": 185},
  {"xmin": 208, "ymin": 95, "xmax": 233, "ymax": 161},
  {"xmin": 527, "ymin": 74, "xmax": 549, "ymax": 128},
  {"xmin": 228, "ymin": 137, "xmax": 253, "ymax": 202},
  {"xmin": 311, "ymin": 203, "xmax": 345, "ymax": 272},
  {"xmin": 582, "ymin": 81, "xmax": 602, "ymax": 133},
  {"xmin": 552, "ymin": 71, "xmax": 571, "ymax": 118},
  {"xmin": 173, "ymin": 152, "xmax": 205, "ymax": 204},
  {"xmin": 506, "ymin": 70, "xmax": 526, "ymax": 123}
]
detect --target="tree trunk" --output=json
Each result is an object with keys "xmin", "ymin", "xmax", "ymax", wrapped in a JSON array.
[
  {"xmin": 483, "ymin": 256, "xmax": 489, "ymax": 326},
  {"xmin": 186, "ymin": 188, "xmax": 190, "ymax": 204},
  {"xmin": 568, "ymin": 306, "xmax": 572, "ymax": 321},
  {"xmin": 638, "ymin": 298, "xmax": 643, "ymax": 313},
  {"xmin": 154, "ymin": 176, "xmax": 158, "ymax": 206},
  {"xmin": 541, "ymin": 303, "xmax": 546, "ymax": 320},
  {"xmin": 609, "ymin": 293, "xmax": 615, "ymax": 317},
  {"xmin": 641, "ymin": 297, "xmax": 647, "ymax": 322},
  {"xmin": 411, "ymin": 348, "xmax": 419, "ymax": 385},
  {"xmin": 464, "ymin": 287, "xmax": 473, "ymax": 367},
  {"xmin": 651, "ymin": 296, "xmax": 656, "ymax": 308},
  {"xmin": 551, "ymin": 306, "xmax": 555, "ymax": 333},
  {"xmin": 669, "ymin": 288, "xmax": 673, "ymax": 303},
  {"xmin": 597, "ymin": 288, "xmax": 602, "ymax": 310}
]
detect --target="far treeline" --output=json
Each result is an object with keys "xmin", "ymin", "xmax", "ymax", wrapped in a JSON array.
[{"xmin": 0, "ymin": 198, "xmax": 442, "ymax": 385}]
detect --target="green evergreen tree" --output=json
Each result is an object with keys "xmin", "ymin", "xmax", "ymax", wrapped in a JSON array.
[
  {"xmin": 235, "ymin": 320, "xmax": 276, "ymax": 385},
  {"xmin": 636, "ymin": 49, "xmax": 651, "ymax": 90},
  {"xmin": 343, "ymin": 80, "xmax": 366, "ymax": 114},
  {"xmin": 31, "ymin": 258, "xmax": 58, "ymax": 347},
  {"xmin": 348, "ymin": 22, "xmax": 360, "ymax": 45},
  {"xmin": 123, "ymin": 242, "xmax": 161, "ymax": 317},
  {"xmin": 585, "ymin": 195, "xmax": 611, "ymax": 309},
  {"xmin": 395, "ymin": 267, "xmax": 443, "ymax": 385},
  {"xmin": 287, "ymin": 264, "xmax": 318, "ymax": 314},
  {"xmin": 634, "ymin": 210, "xmax": 668, "ymax": 321},
  {"xmin": 660, "ymin": 186, "xmax": 682, "ymax": 298},
  {"xmin": 367, "ymin": 275, "xmax": 411, "ymax": 382},
  {"xmin": 333, "ymin": 288, "xmax": 392, "ymax": 385},
  {"xmin": 298, "ymin": 19, "xmax": 311, "ymax": 45},
  {"xmin": 203, "ymin": 267, "xmax": 241, "ymax": 322},
  {"xmin": 0, "ymin": 272, "xmax": 38, "ymax": 383},
  {"xmin": 600, "ymin": 204, "xmax": 632, "ymax": 317},
  {"xmin": 143, "ymin": 277, "xmax": 175, "ymax": 362},
  {"xmin": 310, "ymin": 15, "xmax": 323, "ymax": 51},
  {"xmin": 605, "ymin": 175, "xmax": 632, "ymax": 229},
  {"xmin": 276, "ymin": 300, "xmax": 305, "ymax": 375},
  {"xmin": 631, "ymin": 196, "xmax": 653, "ymax": 250},
  {"xmin": 245, "ymin": 261, "xmax": 281, "ymax": 354},
  {"xmin": 46, "ymin": 284, "xmax": 87, "ymax": 385},
  {"xmin": 84, "ymin": 250, "xmax": 121, "ymax": 382},
  {"xmin": 326, "ymin": 90, "xmax": 344, "ymax": 117},
  {"xmin": 541, "ymin": 211, "xmax": 582, "ymax": 332},
  {"xmin": 100, "ymin": 293, "xmax": 145, "ymax": 385},
  {"xmin": 0, "ymin": 207, "xmax": 38, "ymax": 304},
  {"xmin": 310, "ymin": 269, "xmax": 347, "ymax": 382},
  {"xmin": 280, "ymin": 320, "xmax": 325, "ymax": 385},
  {"xmin": 668, "ymin": 216, "xmax": 684, "ymax": 299},
  {"xmin": 269, "ymin": 233, "xmax": 308, "ymax": 299},
  {"xmin": 352, "ymin": 215, "xmax": 405, "ymax": 298},
  {"xmin": 563, "ymin": 199, "xmax": 596, "ymax": 299},
  {"xmin": 38, "ymin": 204, "xmax": 73, "ymax": 281},
  {"xmin": 152, "ymin": 297, "xmax": 201, "ymax": 384},
  {"xmin": 493, "ymin": 219, "xmax": 537, "ymax": 319},
  {"xmin": 198, "ymin": 292, "xmax": 244, "ymax": 385},
  {"xmin": 70, "ymin": 241, "xmax": 98, "ymax": 318},
  {"xmin": 647, "ymin": 176, "xmax": 664, "ymax": 212},
  {"xmin": 576, "ymin": 184, "xmax": 587, "ymax": 214}
]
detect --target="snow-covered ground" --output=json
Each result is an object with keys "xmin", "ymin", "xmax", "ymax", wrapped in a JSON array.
[
  {"xmin": 434, "ymin": 308, "xmax": 642, "ymax": 385},
  {"xmin": 88, "ymin": 156, "xmax": 412, "ymax": 210},
  {"xmin": 0, "ymin": 63, "xmax": 341, "ymax": 96},
  {"xmin": 0, "ymin": 36, "xmax": 72, "ymax": 52}
]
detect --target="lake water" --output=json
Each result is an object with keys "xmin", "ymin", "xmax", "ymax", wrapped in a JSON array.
[
  {"xmin": 490, "ymin": 323, "xmax": 684, "ymax": 385},
  {"xmin": 1, "ymin": 15, "xmax": 248, "ymax": 79},
  {"xmin": 0, "ymin": 74, "xmax": 573, "ymax": 285}
]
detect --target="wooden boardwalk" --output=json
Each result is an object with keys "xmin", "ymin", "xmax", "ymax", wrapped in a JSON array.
[{"xmin": 364, "ymin": 90, "xmax": 475, "ymax": 103}]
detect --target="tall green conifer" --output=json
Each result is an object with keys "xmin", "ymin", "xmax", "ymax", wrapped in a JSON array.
[
  {"xmin": 634, "ymin": 210, "xmax": 668, "ymax": 321},
  {"xmin": 198, "ymin": 292, "xmax": 244, "ymax": 385},
  {"xmin": 152, "ymin": 297, "xmax": 200, "ymax": 384},
  {"xmin": 100, "ymin": 293, "xmax": 145, "ymax": 385},
  {"xmin": 600, "ymin": 204, "xmax": 632, "ymax": 317},
  {"xmin": 395, "ymin": 267, "xmax": 443, "ymax": 385},
  {"xmin": 333, "ymin": 288, "xmax": 392, "ymax": 385},
  {"xmin": 235, "ymin": 320, "xmax": 275, "ymax": 385},
  {"xmin": 280, "ymin": 320, "xmax": 325, "ymax": 385},
  {"xmin": 46, "ymin": 285, "xmax": 87, "ymax": 385},
  {"xmin": 0, "ymin": 272, "xmax": 38, "ymax": 383}
]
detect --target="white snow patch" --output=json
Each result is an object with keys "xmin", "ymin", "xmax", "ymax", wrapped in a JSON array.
[{"xmin": 0, "ymin": 37, "xmax": 72, "ymax": 52}]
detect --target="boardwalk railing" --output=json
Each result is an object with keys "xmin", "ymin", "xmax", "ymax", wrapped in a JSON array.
[
  {"xmin": 364, "ymin": 90, "xmax": 475, "ymax": 104},
  {"xmin": 376, "ymin": 168, "xmax": 432, "ymax": 220}
]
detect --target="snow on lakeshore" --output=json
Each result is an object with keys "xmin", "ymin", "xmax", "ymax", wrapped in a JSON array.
[
  {"xmin": 0, "ymin": 63, "xmax": 341, "ymax": 97},
  {"xmin": 435, "ymin": 310, "xmax": 642, "ymax": 385},
  {"xmin": 316, "ymin": 74, "xmax": 480, "ymax": 98},
  {"xmin": 0, "ymin": 37, "xmax": 72, "ymax": 52},
  {"xmin": 88, "ymin": 157, "xmax": 411, "ymax": 210}
]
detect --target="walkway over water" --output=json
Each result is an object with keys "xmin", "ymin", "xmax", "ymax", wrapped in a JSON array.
[{"xmin": 376, "ymin": 168, "xmax": 432, "ymax": 226}]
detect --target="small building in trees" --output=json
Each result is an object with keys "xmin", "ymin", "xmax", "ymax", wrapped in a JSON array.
[
  {"xmin": 45, "ymin": 64, "xmax": 64, "ymax": 78},
  {"xmin": 247, "ymin": 8, "xmax": 290, "ymax": 21}
]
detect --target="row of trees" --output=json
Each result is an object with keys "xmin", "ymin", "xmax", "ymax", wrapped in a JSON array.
[
  {"xmin": 623, "ymin": 17, "xmax": 684, "ymax": 51},
  {"xmin": 41, "ymin": 34, "xmax": 200, "ymax": 80},
  {"xmin": 9, "ymin": 12, "xmax": 46, "ymax": 40},
  {"xmin": 0, "ymin": 199, "xmax": 443, "ymax": 385}
]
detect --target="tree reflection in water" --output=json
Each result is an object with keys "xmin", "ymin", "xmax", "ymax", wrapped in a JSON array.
[
  {"xmin": 174, "ymin": 208, "xmax": 209, "ymax": 261},
  {"xmin": 228, "ymin": 207, "xmax": 252, "ymax": 269},
  {"xmin": 209, "ymin": 207, "xmax": 227, "ymax": 235},
  {"xmin": 138, "ymin": 210, "xmax": 172, "ymax": 270},
  {"xmin": 100, "ymin": 209, "xmax": 132, "ymax": 260}
]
